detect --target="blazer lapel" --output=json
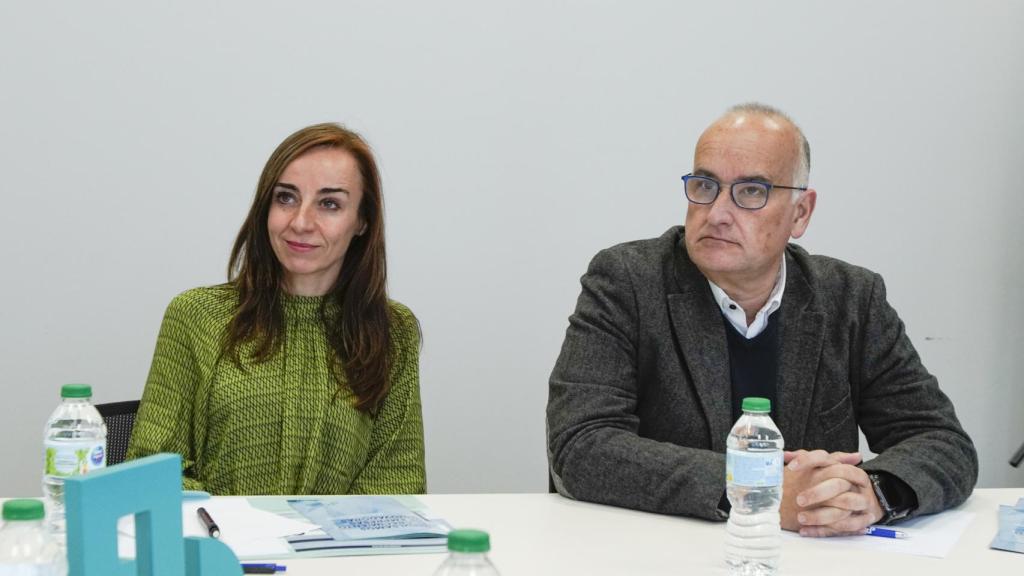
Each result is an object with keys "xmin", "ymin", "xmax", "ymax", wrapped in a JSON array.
[
  {"xmin": 775, "ymin": 250, "xmax": 825, "ymax": 449},
  {"xmin": 668, "ymin": 244, "xmax": 732, "ymax": 452}
]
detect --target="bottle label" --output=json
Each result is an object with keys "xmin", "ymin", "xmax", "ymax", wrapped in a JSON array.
[
  {"xmin": 726, "ymin": 448, "xmax": 782, "ymax": 487},
  {"xmin": 44, "ymin": 439, "xmax": 106, "ymax": 477}
]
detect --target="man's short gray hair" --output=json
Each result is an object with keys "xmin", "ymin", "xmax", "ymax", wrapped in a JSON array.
[{"xmin": 723, "ymin": 102, "xmax": 810, "ymax": 189}]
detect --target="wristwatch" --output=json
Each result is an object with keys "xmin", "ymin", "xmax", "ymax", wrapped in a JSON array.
[{"xmin": 868, "ymin": 472, "xmax": 911, "ymax": 525}]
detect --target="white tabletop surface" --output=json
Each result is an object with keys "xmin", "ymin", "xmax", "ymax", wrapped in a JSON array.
[
  {"xmin": 268, "ymin": 489, "xmax": 1023, "ymax": 575},
  {"xmin": 5, "ymin": 489, "xmax": 1019, "ymax": 574}
]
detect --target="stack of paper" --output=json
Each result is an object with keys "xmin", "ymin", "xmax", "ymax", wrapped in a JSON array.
[
  {"xmin": 118, "ymin": 496, "xmax": 319, "ymax": 558},
  {"xmin": 782, "ymin": 508, "xmax": 976, "ymax": 558}
]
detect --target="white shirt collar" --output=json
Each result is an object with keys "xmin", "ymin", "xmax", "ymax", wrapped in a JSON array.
[{"xmin": 707, "ymin": 258, "xmax": 786, "ymax": 339}]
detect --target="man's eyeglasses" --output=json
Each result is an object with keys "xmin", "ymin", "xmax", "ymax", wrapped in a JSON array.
[{"xmin": 681, "ymin": 173, "xmax": 807, "ymax": 210}]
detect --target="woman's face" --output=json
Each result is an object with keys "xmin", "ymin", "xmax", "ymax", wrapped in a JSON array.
[{"xmin": 267, "ymin": 147, "xmax": 366, "ymax": 296}]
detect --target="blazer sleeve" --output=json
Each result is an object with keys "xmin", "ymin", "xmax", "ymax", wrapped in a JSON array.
[
  {"xmin": 855, "ymin": 273, "xmax": 978, "ymax": 517},
  {"xmin": 125, "ymin": 296, "xmax": 206, "ymax": 491},
  {"xmin": 547, "ymin": 248, "xmax": 728, "ymax": 521},
  {"xmin": 349, "ymin": 303, "xmax": 426, "ymax": 495}
]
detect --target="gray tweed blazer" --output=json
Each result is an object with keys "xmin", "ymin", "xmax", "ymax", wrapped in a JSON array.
[{"xmin": 546, "ymin": 226, "xmax": 977, "ymax": 521}]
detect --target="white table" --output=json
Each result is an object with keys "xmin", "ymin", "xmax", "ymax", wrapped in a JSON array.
[
  {"xmin": 268, "ymin": 489, "xmax": 1022, "ymax": 575},
  {"xmin": 4, "ymin": 490, "xmax": 1018, "ymax": 574}
]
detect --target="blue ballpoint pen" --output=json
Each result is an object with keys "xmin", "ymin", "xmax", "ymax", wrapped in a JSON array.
[
  {"xmin": 864, "ymin": 526, "xmax": 908, "ymax": 539},
  {"xmin": 241, "ymin": 563, "xmax": 287, "ymax": 574}
]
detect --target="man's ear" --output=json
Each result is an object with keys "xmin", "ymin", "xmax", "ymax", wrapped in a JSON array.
[{"xmin": 790, "ymin": 188, "xmax": 816, "ymax": 239}]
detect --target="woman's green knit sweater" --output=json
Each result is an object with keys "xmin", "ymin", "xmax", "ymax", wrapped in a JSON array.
[{"xmin": 125, "ymin": 284, "xmax": 425, "ymax": 495}]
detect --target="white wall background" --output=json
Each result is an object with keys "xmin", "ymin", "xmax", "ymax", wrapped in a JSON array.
[{"xmin": 1, "ymin": 0, "xmax": 1021, "ymax": 497}]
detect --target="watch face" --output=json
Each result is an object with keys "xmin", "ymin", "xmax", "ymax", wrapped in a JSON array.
[{"xmin": 870, "ymin": 473, "xmax": 913, "ymax": 525}]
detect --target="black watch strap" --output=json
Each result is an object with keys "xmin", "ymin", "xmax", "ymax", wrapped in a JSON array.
[{"xmin": 868, "ymin": 472, "xmax": 912, "ymax": 525}]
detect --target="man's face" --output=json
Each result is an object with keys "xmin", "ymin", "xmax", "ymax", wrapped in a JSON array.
[{"xmin": 684, "ymin": 114, "xmax": 815, "ymax": 287}]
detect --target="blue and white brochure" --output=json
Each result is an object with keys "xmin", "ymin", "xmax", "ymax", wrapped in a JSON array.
[
  {"xmin": 989, "ymin": 497, "xmax": 1024, "ymax": 554},
  {"xmin": 287, "ymin": 496, "xmax": 451, "ymax": 551}
]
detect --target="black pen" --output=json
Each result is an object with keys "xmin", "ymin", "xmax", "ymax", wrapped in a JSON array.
[{"xmin": 197, "ymin": 506, "xmax": 221, "ymax": 539}]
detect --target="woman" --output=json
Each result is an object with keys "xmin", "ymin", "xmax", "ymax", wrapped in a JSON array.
[{"xmin": 126, "ymin": 123, "xmax": 425, "ymax": 495}]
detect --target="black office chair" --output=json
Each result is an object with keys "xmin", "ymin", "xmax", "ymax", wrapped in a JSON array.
[{"xmin": 95, "ymin": 400, "xmax": 140, "ymax": 466}]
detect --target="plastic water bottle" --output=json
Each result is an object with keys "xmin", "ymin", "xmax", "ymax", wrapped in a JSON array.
[
  {"xmin": 432, "ymin": 529, "xmax": 500, "ymax": 576},
  {"xmin": 42, "ymin": 384, "xmax": 107, "ymax": 537},
  {"xmin": 725, "ymin": 397, "xmax": 784, "ymax": 576},
  {"xmin": 0, "ymin": 499, "xmax": 67, "ymax": 575}
]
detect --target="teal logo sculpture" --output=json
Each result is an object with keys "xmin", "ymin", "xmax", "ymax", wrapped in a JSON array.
[{"xmin": 64, "ymin": 453, "xmax": 242, "ymax": 576}]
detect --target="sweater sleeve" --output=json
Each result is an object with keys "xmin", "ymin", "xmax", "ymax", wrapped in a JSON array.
[
  {"xmin": 349, "ymin": 303, "xmax": 426, "ymax": 494},
  {"xmin": 126, "ymin": 294, "xmax": 208, "ymax": 491}
]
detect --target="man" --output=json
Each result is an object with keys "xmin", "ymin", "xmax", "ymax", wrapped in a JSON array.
[{"xmin": 546, "ymin": 103, "xmax": 977, "ymax": 536}]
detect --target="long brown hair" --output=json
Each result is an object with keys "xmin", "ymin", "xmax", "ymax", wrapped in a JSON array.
[{"xmin": 225, "ymin": 123, "xmax": 391, "ymax": 413}]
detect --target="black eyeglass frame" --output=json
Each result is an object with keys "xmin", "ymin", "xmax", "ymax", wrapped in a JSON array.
[{"xmin": 681, "ymin": 173, "xmax": 808, "ymax": 210}]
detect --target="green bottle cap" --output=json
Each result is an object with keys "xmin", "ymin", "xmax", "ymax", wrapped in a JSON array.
[
  {"xmin": 741, "ymin": 397, "xmax": 771, "ymax": 413},
  {"xmin": 61, "ymin": 384, "xmax": 93, "ymax": 399},
  {"xmin": 2, "ymin": 499, "xmax": 45, "ymax": 521},
  {"xmin": 446, "ymin": 529, "xmax": 491, "ymax": 553}
]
